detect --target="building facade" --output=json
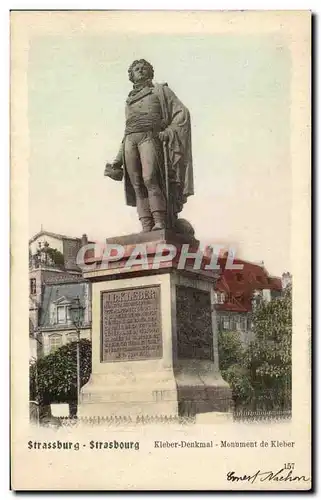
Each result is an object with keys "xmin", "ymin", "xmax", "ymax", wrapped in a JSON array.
[
  {"xmin": 39, "ymin": 280, "xmax": 91, "ymax": 356},
  {"xmin": 29, "ymin": 231, "xmax": 91, "ymax": 359},
  {"xmin": 213, "ymin": 255, "xmax": 283, "ymax": 345}
]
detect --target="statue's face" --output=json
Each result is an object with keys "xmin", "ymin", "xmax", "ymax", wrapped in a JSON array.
[{"xmin": 131, "ymin": 61, "xmax": 150, "ymax": 83}]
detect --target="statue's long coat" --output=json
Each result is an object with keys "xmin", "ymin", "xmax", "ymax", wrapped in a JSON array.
[{"xmin": 118, "ymin": 83, "xmax": 194, "ymax": 214}]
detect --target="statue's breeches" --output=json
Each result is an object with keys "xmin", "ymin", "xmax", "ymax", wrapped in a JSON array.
[{"xmin": 124, "ymin": 132, "xmax": 166, "ymax": 218}]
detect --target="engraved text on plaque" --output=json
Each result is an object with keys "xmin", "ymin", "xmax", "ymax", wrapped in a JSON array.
[{"xmin": 101, "ymin": 286, "xmax": 162, "ymax": 362}]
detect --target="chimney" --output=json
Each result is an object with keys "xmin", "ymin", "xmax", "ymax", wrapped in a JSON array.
[{"xmin": 81, "ymin": 234, "xmax": 88, "ymax": 246}]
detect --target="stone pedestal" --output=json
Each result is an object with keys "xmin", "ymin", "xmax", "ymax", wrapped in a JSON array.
[{"xmin": 79, "ymin": 230, "xmax": 232, "ymax": 418}]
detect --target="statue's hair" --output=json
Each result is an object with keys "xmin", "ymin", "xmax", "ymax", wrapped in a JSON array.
[{"xmin": 128, "ymin": 59, "xmax": 154, "ymax": 83}]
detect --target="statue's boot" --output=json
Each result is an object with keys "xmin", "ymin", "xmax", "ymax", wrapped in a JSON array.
[
  {"xmin": 140, "ymin": 217, "xmax": 154, "ymax": 233},
  {"xmin": 152, "ymin": 211, "xmax": 166, "ymax": 231},
  {"xmin": 137, "ymin": 197, "xmax": 154, "ymax": 232}
]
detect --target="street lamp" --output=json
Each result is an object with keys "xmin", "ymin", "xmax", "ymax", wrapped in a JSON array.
[
  {"xmin": 69, "ymin": 296, "xmax": 84, "ymax": 411},
  {"xmin": 32, "ymin": 333, "xmax": 43, "ymax": 425}
]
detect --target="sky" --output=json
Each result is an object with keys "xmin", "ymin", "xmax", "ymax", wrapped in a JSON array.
[{"xmin": 28, "ymin": 31, "xmax": 291, "ymax": 276}]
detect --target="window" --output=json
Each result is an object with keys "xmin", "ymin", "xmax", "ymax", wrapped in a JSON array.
[
  {"xmin": 56, "ymin": 304, "xmax": 73, "ymax": 324},
  {"xmin": 213, "ymin": 292, "xmax": 225, "ymax": 304},
  {"xmin": 235, "ymin": 317, "xmax": 241, "ymax": 331},
  {"xmin": 30, "ymin": 278, "xmax": 36, "ymax": 295},
  {"xmin": 57, "ymin": 306, "xmax": 66, "ymax": 324},
  {"xmin": 49, "ymin": 334, "xmax": 62, "ymax": 353},
  {"xmin": 262, "ymin": 289, "xmax": 271, "ymax": 302},
  {"xmin": 223, "ymin": 316, "xmax": 230, "ymax": 330},
  {"xmin": 66, "ymin": 306, "xmax": 72, "ymax": 323},
  {"xmin": 240, "ymin": 317, "xmax": 247, "ymax": 331}
]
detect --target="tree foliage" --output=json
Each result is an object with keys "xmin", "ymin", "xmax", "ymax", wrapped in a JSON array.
[
  {"xmin": 223, "ymin": 364, "xmax": 254, "ymax": 408},
  {"xmin": 45, "ymin": 247, "xmax": 65, "ymax": 267},
  {"xmin": 245, "ymin": 286, "xmax": 292, "ymax": 376},
  {"xmin": 218, "ymin": 330, "xmax": 244, "ymax": 372},
  {"xmin": 218, "ymin": 330, "xmax": 254, "ymax": 407},
  {"xmin": 30, "ymin": 339, "xmax": 92, "ymax": 405},
  {"xmin": 244, "ymin": 286, "xmax": 292, "ymax": 409},
  {"xmin": 217, "ymin": 286, "xmax": 292, "ymax": 410}
]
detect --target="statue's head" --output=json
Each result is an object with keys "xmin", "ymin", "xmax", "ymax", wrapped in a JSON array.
[{"xmin": 128, "ymin": 59, "xmax": 154, "ymax": 84}]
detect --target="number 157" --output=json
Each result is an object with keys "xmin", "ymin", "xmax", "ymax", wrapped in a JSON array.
[{"xmin": 284, "ymin": 463, "xmax": 295, "ymax": 469}]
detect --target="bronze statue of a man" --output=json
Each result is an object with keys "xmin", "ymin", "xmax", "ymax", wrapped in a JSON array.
[{"xmin": 105, "ymin": 59, "xmax": 194, "ymax": 232}]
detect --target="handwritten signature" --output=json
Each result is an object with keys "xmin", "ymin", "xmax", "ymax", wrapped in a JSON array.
[{"xmin": 227, "ymin": 468, "xmax": 310, "ymax": 484}]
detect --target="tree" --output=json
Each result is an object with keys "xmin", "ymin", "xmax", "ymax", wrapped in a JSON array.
[
  {"xmin": 218, "ymin": 330, "xmax": 254, "ymax": 408},
  {"xmin": 45, "ymin": 247, "xmax": 65, "ymax": 267},
  {"xmin": 218, "ymin": 329, "xmax": 244, "ymax": 372},
  {"xmin": 244, "ymin": 285, "xmax": 292, "ymax": 410},
  {"xmin": 30, "ymin": 339, "xmax": 92, "ymax": 406}
]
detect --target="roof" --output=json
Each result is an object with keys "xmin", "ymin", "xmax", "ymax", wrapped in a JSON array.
[
  {"xmin": 29, "ymin": 230, "xmax": 81, "ymax": 244},
  {"xmin": 215, "ymin": 256, "xmax": 282, "ymax": 313},
  {"xmin": 215, "ymin": 275, "xmax": 230, "ymax": 293},
  {"xmin": 43, "ymin": 274, "xmax": 85, "ymax": 285}
]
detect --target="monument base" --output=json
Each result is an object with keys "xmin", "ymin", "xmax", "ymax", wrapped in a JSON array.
[
  {"xmin": 79, "ymin": 371, "xmax": 179, "ymax": 418},
  {"xmin": 79, "ymin": 363, "xmax": 232, "ymax": 418},
  {"xmin": 79, "ymin": 231, "xmax": 233, "ymax": 419}
]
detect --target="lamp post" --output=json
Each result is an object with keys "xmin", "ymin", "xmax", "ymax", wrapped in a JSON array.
[
  {"xmin": 33, "ymin": 332, "xmax": 43, "ymax": 425},
  {"xmin": 69, "ymin": 296, "xmax": 84, "ymax": 411}
]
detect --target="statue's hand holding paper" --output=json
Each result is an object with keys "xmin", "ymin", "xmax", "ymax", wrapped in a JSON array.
[{"xmin": 104, "ymin": 162, "xmax": 124, "ymax": 182}]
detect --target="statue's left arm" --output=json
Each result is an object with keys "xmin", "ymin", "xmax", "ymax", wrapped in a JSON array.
[
  {"xmin": 159, "ymin": 85, "xmax": 191, "ymax": 143},
  {"xmin": 156, "ymin": 83, "xmax": 194, "ymax": 198}
]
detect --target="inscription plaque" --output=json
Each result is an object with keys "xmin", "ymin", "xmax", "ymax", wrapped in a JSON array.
[
  {"xmin": 101, "ymin": 286, "xmax": 162, "ymax": 362},
  {"xmin": 176, "ymin": 285, "xmax": 214, "ymax": 361}
]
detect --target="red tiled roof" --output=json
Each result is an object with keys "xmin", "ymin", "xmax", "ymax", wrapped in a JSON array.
[
  {"xmin": 215, "ymin": 274, "xmax": 230, "ymax": 293},
  {"xmin": 214, "ymin": 257, "xmax": 282, "ymax": 313}
]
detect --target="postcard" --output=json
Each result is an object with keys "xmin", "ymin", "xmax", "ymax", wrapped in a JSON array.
[{"xmin": 11, "ymin": 10, "xmax": 311, "ymax": 490}]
